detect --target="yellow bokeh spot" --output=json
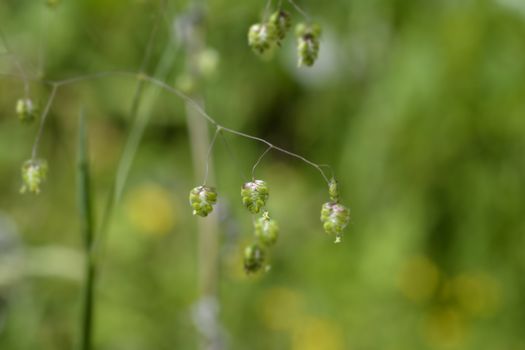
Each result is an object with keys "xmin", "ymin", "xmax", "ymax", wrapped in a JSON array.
[
  {"xmin": 125, "ymin": 183, "xmax": 176, "ymax": 236},
  {"xmin": 259, "ymin": 287, "xmax": 304, "ymax": 331},
  {"xmin": 451, "ymin": 273, "xmax": 501, "ymax": 317},
  {"xmin": 423, "ymin": 307, "xmax": 466, "ymax": 348},
  {"xmin": 398, "ymin": 255, "xmax": 440, "ymax": 303},
  {"xmin": 292, "ymin": 317, "xmax": 345, "ymax": 350}
]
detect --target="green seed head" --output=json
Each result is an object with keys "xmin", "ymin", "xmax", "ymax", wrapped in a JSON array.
[
  {"xmin": 295, "ymin": 23, "xmax": 321, "ymax": 67},
  {"xmin": 20, "ymin": 159, "xmax": 48, "ymax": 194},
  {"xmin": 320, "ymin": 202, "xmax": 350, "ymax": 243},
  {"xmin": 248, "ymin": 23, "xmax": 278, "ymax": 56},
  {"xmin": 189, "ymin": 185, "xmax": 218, "ymax": 217},
  {"xmin": 241, "ymin": 180, "xmax": 269, "ymax": 214},
  {"xmin": 16, "ymin": 98, "xmax": 37, "ymax": 124},
  {"xmin": 255, "ymin": 212, "xmax": 279, "ymax": 246},
  {"xmin": 244, "ymin": 243, "xmax": 266, "ymax": 273},
  {"xmin": 269, "ymin": 10, "xmax": 292, "ymax": 41},
  {"xmin": 297, "ymin": 35, "xmax": 320, "ymax": 67}
]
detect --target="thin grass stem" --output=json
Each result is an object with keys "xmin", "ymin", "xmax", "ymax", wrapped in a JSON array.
[{"xmin": 77, "ymin": 110, "xmax": 95, "ymax": 350}]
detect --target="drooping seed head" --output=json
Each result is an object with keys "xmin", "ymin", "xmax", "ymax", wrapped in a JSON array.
[
  {"xmin": 320, "ymin": 202, "xmax": 350, "ymax": 243},
  {"xmin": 255, "ymin": 212, "xmax": 279, "ymax": 246},
  {"xmin": 189, "ymin": 185, "xmax": 218, "ymax": 217},
  {"xmin": 241, "ymin": 180, "xmax": 269, "ymax": 214},
  {"xmin": 248, "ymin": 23, "xmax": 278, "ymax": 56},
  {"xmin": 297, "ymin": 34, "xmax": 320, "ymax": 67},
  {"xmin": 295, "ymin": 23, "xmax": 321, "ymax": 67},
  {"xmin": 16, "ymin": 98, "xmax": 37, "ymax": 124},
  {"xmin": 269, "ymin": 10, "xmax": 292, "ymax": 42},
  {"xmin": 244, "ymin": 243, "xmax": 266, "ymax": 273},
  {"xmin": 20, "ymin": 159, "xmax": 48, "ymax": 194}
]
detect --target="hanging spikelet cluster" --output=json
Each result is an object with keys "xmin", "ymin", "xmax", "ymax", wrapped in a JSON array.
[
  {"xmin": 188, "ymin": 176, "xmax": 351, "ymax": 271},
  {"xmin": 248, "ymin": 6, "xmax": 321, "ymax": 67},
  {"xmin": 20, "ymin": 159, "xmax": 48, "ymax": 194},
  {"xmin": 295, "ymin": 23, "xmax": 321, "ymax": 67},
  {"xmin": 241, "ymin": 180, "xmax": 269, "ymax": 214},
  {"xmin": 16, "ymin": 98, "xmax": 37, "ymax": 124},
  {"xmin": 320, "ymin": 179, "xmax": 350, "ymax": 243},
  {"xmin": 189, "ymin": 185, "xmax": 218, "ymax": 217}
]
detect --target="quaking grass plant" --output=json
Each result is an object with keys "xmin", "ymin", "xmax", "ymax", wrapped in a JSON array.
[
  {"xmin": 1, "ymin": 0, "xmax": 350, "ymax": 348},
  {"xmin": 248, "ymin": 0, "xmax": 322, "ymax": 66}
]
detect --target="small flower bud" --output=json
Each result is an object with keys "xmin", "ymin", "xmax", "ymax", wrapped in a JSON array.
[
  {"xmin": 248, "ymin": 23, "xmax": 278, "ymax": 56},
  {"xmin": 20, "ymin": 159, "xmax": 48, "ymax": 194},
  {"xmin": 241, "ymin": 180, "xmax": 269, "ymax": 214},
  {"xmin": 16, "ymin": 98, "xmax": 37, "ymax": 124},
  {"xmin": 295, "ymin": 23, "xmax": 321, "ymax": 67},
  {"xmin": 320, "ymin": 202, "xmax": 350, "ymax": 243},
  {"xmin": 244, "ymin": 243, "xmax": 266, "ymax": 273},
  {"xmin": 189, "ymin": 185, "xmax": 218, "ymax": 217},
  {"xmin": 269, "ymin": 10, "xmax": 292, "ymax": 42},
  {"xmin": 255, "ymin": 212, "xmax": 279, "ymax": 246}
]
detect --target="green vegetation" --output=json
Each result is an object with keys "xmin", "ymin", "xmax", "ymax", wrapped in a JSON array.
[{"xmin": 1, "ymin": 0, "xmax": 524, "ymax": 349}]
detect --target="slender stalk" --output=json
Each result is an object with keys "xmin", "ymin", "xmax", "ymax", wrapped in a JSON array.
[
  {"xmin": 32, "ymin": 84, "xmax": 57, "ymax": 159},
  {"xmin": 23, "ymin": 68, "xmax": 330, "ymax": 185},
  {"xmin": 203, "ymin": 128, "xmax": 220, "ymax": 185},
  {"xmin": 77, "ymin": 110, "xmax": 95, "ymax": 350},
  {"xmin": 252, "ymin": 145, "xmax": 273, "ymax": 180},
  {"xmin": 287, "ymin": 0, "xmax": 311, "ymax": 22},
  {"xmin": 30, "ymin": 70, "xmax": 331, "ymax": 185}
]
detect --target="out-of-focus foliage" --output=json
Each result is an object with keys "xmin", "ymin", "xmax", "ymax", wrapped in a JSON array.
[{"xmin": 1, "ymin": 0, "xmax": 525, "ymax": 349}]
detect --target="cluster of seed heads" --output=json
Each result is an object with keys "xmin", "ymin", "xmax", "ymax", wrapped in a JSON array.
[
  {"xmin": 241, "ymin": 180, "xmax": 279, "ymax": 273},
  {"xmin": 248, "ymin": 8, "xmax": 321, "ymax": 67},
  {"xmin": 15, "ymin": 96, "xmax": 49, "ymax": 195},
  {"xmin": 244, "ymin": 210, "xmax": 280, "ymax": 273},
  {"xmin": 247, "ymin": 11, "xmax": 291, "ymax": 56},
  {"xmin": 10, "ymin": 1, "xmax": 344, "ymax": 277},
  {"xmin": 189, "ymin": 178, "xmax": 351, "ymax": 271},
  {"xmin": 189, "ymin": 179, "xmax": 281, "ymax": 274},
  {"xmin": 320, "ymin": 179, "xmax": 350, "ymax": 243}
]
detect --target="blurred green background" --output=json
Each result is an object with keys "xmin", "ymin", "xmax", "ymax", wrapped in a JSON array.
[{"xmin": 1, "ymin": 0, "xmax": 525, "ymax": 349}]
